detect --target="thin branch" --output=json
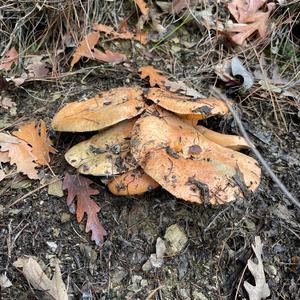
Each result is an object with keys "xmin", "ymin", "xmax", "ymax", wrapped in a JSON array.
[{"xmin": 212, "ymin": 88, "xmax": 300, "ymax": 209}]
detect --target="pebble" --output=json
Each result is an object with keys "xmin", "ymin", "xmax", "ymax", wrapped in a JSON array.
[{"xmin": 164, "ymin": 224, "xmax": 188, "ymax": 256}]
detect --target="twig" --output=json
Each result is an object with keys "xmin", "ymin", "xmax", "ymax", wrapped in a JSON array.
[
  {"xmin": 6, "ymin": 178, "xmax": 60, "ymax": 208},
  {"xmin": 145, "ymin": 285, "xmax": 165, "ymax": 300},
  {"xmin": 212, "ymin": 88, "xmax": 300, "ymax": 209}
]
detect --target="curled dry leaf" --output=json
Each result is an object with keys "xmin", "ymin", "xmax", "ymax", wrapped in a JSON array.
[
  {"xmin": 146, "ymin": 88, "xmax": 228, "ymax": 120},
  {"xmin": 52, "ymin": 86, "xmax": 145, "ymax": 132},
  {"xmin": 63, "ymin": 173, "xmax": 107, "ymax": 246},
  {"xmin": 244, "ymin": 236, "xmax": 271, "ymax": 300},
  {"xmin": 93, "ymin": 23, "xmax": 148, "ymax": 45},
  {"xmin": 0, "ymin": 47, "xmax": 18, "ymax": 71},
  {"xmin": 13, "ymin": 120, "xmax": 56, "ymax": 165},
  {"xmin": 0, "ymin": 133, "xmax": 38, "ymax": 179},
  {"xmin": 65, "ymin": 119, "xmax": 137, "ymax": 176},
  {"xmin": 108, "ymin": 167, "xmax": 159, "ymax": 196},
  {"xmin": 70, "ymin": 32, "xmax": 126, "ymax": 67},
  {"xmin": 197, "ymin": 125, "xmax": 250, "ymax": 151},
  {"xmin": 13, "ymin": 257, "xmax": 68, "ymax": 300},
  {"xmin": 134, "ymin": 0, "xmax": 150, "ymax": 18},
  {"xmin": 139, "ymin": 66, "xmax": 168, "ymax": 88},
  {"xmin": 226, "ymin": 0, "xmax": 275, "ymax": 45},
  {"xmin": 139, "ymin": 65, "xmax": 207, "ymax": 98},
  {"xmin": 130, "ymin": 107, "xmax": 261, "ymax": 204}
]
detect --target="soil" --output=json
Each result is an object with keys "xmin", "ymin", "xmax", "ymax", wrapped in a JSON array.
[{"xmin": 1, "ymin": 21, "xmax": 300, "ymax": 300}]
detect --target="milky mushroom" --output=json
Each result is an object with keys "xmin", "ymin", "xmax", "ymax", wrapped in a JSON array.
[
  {"xmin": 145, "ymin": 88, "xmax": 228, "ymax": 120},
  {"xmin": 52, "ymin": 86, "xmax": 145, "ymax": 132},
  {"xmin": 65, "ymin": 119, "xmax": 137, "ymax": 176},
  {"xmin": 196, "ymin": 125, "xmax": 250, "ymax": 151},
  {"xmin": 108, "ymin": 168, "xmax": 159, "ymax": 196},
  {"xmin": 130, "ymin": 107, "xmax": 261, "ymax": 204}
]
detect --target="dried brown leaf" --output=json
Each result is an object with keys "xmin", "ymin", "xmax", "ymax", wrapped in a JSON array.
[
  {"xmin": 139, "ymin": 66, "xmax": 168, "ymax": 87},
  {"xmin": 13, "ymin": 120, "xmax": 56, "ymax": 165},
  {"xmin": 70, "ymin": 31, "xmax": 100, "ymax": 67},
  {"xmin": 0, "ymin": 47, "xmax": 18, "ymax": 71},
  {"xmin": 244, "ymin": 236, "xmax": 270, "ymax": 300},
  {"xmin": 13, "ymin": 257, "xmax": 68, "ymax": 300},
  {"xmin": 226, "ymin": 1, "xmax": 275, "ymax": 45},
  {"xmin": 0, "ymin": 133, "xmax": 38, "ymax": 179},
  {"xmin": 63, "ymin": 173, "xmax": 107, "ymax": 245},
  {"xmin": 134, "ymin": 0, "xmax": 149, "ymax": 18}
]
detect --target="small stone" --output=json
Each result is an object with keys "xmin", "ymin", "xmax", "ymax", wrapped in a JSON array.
[
  {"xmin": 265, "ymin": 264, "xmax": 277, "ymax": 277},
  {"xmin": 140, "ymin": 279, "xmax": 148, "ymax": 287},
  {"xmin": 149, "ymin": 253, "xmax": 163, "ymax": 268},
  {"xmin": 52, "ymin": 228, "xmax": 60, "ymax": 237},
  {"xmin": 48, "ymin": 177, "xmax": 64, "ymax": 197},
  {"xmin": 192, "ymin": 291, "xmax": 209, "ymax": 300},
  {"xmin": 46, "ymin": 241, "xmax": 58, "ymax": 252},
  {"xmin": 60, "ymin": 212, "xmax": 71, "ymax": 223},
  {"xmin": 142, "ymin": 260, "xmax": 152, "ymax": 272},
  {"xmin": 164, "ymin": 224, "xmax": 188, "ymax": 256},
  {"xmin": 111, "ymin": 267, "xmax": 127, "ymax": 288}
]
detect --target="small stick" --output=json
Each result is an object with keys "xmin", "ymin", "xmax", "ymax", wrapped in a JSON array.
[
  {"xmin": 212, "ymin": 88, "xmax": 300, "ymax": 209},
  {"xmin": 6, "ymin": 178, "xmax": 60, "ymax": 208}
]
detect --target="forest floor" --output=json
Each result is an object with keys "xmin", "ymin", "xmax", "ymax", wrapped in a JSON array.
[{"xmin": 0, "ymin": 1, "xmax": 299, "ymax": 299}]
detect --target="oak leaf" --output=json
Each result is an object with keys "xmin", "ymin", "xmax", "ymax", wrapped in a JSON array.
[
  {"xmin": 13, "ymin": 257, "xmax": 68, "ymax": 300},
  {"xmin": 70, "ymin": 31, "xmax": 100, "ymax": 67},
  {"xmin": 226, "ymin": 0, "xmax": 275, "ymax": 45},
  {"xmin": 93, "ymin": 23, "xmax": 148, "ymax": 45},
  {"xmin": 0, "ymin": 151, "xmax": 10, "ymax": 163},
  {"xmin": 139, "ymin": 66, "xmax": 168, "ymax": 88},
  {"xmin": 13, "ymin": 120, "xmax": 56, "ymax": 165},
  {"xmin": 134, "ymin": 0, "xmax": 149, "ymax": 18},
  {"xmin": 0, "ymin": 133, "xmax": 38, "ymax": 179},
  {"xmin": 0, "ymin": 47, "xmax": 18, "ymax": 71},
  {"xmin": 63, "ymin": 173, "xmax": 107, "ymax": 246}
]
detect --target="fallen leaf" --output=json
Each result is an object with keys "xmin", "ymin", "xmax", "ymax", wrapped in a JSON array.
[
  {"xmin": 13, "ymin": 120, "xmax": 56, "ymax": 165},
  {"xmin": 0, "ymin": 273, "xmax": 12, "ymax": 289},
  {"xmin": 226, "ymin": 1, "xmax": 275, "ymax": 45},
  {"xmin": 231, "ymin": 56, "xmax": 254, "ymax": 90},
  {"xmin": 139, "ymin": 66, "xmax": 168, "ymax": 87},
  {"xmin": 0, "ymin": 170, "xmax": 6, "ymax": 182},
  {"xmin": 0, "ymin": 133, "xmax": 38, "ymax": 179},
  {"xmin": 134, "ymin": 0, "xmax": 149, "ymax": 18},
  {"xmin": 93, "ymin": 23, "xmax": 148, "ymax": 45},
  {"xmin": 0, "ymin": 151, "xmax": 10, "ymax": 163},
  {"xmin": 170, "ymin": 0, "xmax": 191, "ymax": 14},
  {"xmin": 90, "ymin": 49, "xmax": 126, "ymax": 64},
  {"xmin": 25, "ymin": 55, "xmax": 49, "ymax": 77},
  {"xmin": 13, "ymin": 257, "xmax": 68, "ymax": 300},
  {"xmin": 244, "ymin": 236, "xmax": 270, "ymax": 300},
  {"xmin": 63, "ymin": 173, "xmax": 107, "ymax": 245},
  {"xmin": 0, "ymin": 47, "xmax": 18, "ymax": 71},
  {"xmin": 70, "ymin": 31, "xmax": 100, "ymax": 67}
]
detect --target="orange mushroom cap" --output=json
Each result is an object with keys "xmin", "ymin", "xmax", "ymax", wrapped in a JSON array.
[
  {"xmin": 52, "ymin": 86, "xmax": 145, "ymax": 132},
  {"xmin": 196, "ymin": 125, "xmax": 250, "ymax": 151},
  {"xmin": 145, "ymin": 88, "xmax": 228, "ymax": 120},
  {"xmin": 130, "ymin": 107, "xmax": 261, "ymax": 204},
  {"xmin": 108, "ymin": 168, "xmax": 159, "ymax": 196},
  {"xmin": 65, "ymin": 119, "xmax": 137, "ymax": 176}
]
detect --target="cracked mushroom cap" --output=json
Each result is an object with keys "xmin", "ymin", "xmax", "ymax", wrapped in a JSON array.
[
  {"xmin": 65, "ymin": 119, "xmax": 137, "ymax": 176},
  {"xmin": 52, "ymin": 86, "xmax": 145, "ymax": 132},
  {"xmin": 145, "ymin": 88, "xmax": 228, "ymax": 120},
  {"xmin": 108, "ymin": 168, "xmax": 159, "ymax": 196},
  {"xmin": 196, "ymin": 125, "xmax": 250, "ymax": 151},
  {"xmin": 130, "ymin": 107, "xmax": 261, "ymax": 204}
]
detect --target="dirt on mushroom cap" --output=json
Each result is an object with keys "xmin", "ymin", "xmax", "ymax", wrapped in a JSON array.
[
  {"xmin": 145, "ymin": 88, "xmax": 228, "ymax": 120},
  {"xmin": 65, "ymin": 119, "xmax": 138, "ymax": 176},
  {"xmin": 108, "ymin": 167, "xmax": 159, "ymax": 196},
  {"xmin": 52, "ymin": 86, "xmax": 145, "ymax": 132},
  {"xmin": 130, "ymin": 107, "xmax": 261, "ymax": 204}
]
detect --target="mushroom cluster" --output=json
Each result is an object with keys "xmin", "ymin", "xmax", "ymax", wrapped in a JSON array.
[{"xmin": 52, "ymin": 86, "xmax": 261, "ymax": 205}]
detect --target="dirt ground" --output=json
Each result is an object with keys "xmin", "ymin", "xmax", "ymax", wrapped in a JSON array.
[{"xmin": 1, "ymin": 1, "xmax": 300, "ymax": 300}]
